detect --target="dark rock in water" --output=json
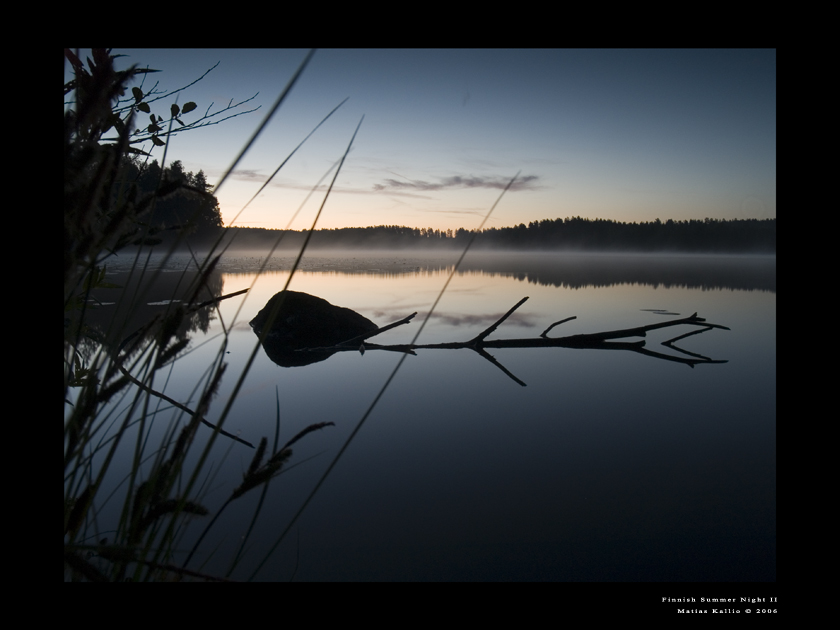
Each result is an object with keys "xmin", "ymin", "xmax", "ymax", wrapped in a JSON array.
[{"xmin": 250, "ymin": 290, "xmax": 378, "ymax": 367}]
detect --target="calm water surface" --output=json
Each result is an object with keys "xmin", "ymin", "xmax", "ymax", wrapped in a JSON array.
[{"xmin": 94, "ymin": 251, "xmax": 776, "ymax": 581}]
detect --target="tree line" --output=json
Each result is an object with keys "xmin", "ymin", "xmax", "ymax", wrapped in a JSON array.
[
  {"xmin": 205, "ymin": 217, "xmax": 775, "ymax": 253},
  {"xmin": 118, "ymin": 162, "xmax": 775, "ymax": 253},
  {"xmin": 476, "ymin": 216, "xmax": 776, "ymax": 252},
  {"xmin": 114, "ymin": 157, "xmax": 223, "ymax": 241}
]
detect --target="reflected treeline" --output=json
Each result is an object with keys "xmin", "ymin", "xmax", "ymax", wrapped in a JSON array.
[
  {"xmin": 133, "ymin": 251, "xmax": 775, "ymax": 292},
  {"xmin": 456, "ymin": 253, "xmax": 777, "ymax": 293},
  {"xmin": 163, "ymin": 251, "xmax": 776, "ymax": 292},
  {"xmin": 71, "ymin": 263, "xmax": 224, "ymax": 362}
]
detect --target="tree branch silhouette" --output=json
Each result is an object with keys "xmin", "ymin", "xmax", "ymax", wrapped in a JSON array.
[{"xmin": 287, "ymin": 297, "xmax": 730, "ymax": 386}]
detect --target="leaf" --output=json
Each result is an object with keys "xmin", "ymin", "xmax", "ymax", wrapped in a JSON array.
[
  {"xmin": 137, "ymin": 102, "xmax": 150, "ymax": 113},
  {"xmin": 181, "ymin": 102, "xmax": 197, "ymax": 114},
  {"xmin": 175, "ymin": 118, "xmax": 185, "ymax": 127},
  {"xmin": 126, "ymin": 146, "xmax": 152, "ymax": 156},
  {"xmin": 170, "ymin": 103, "xmax": 180, "ymax": 118},
  {"xmin": 132, "ymin": 87, "xmax": 143, "ymax": 103},
  {"xmin": 101, "ymin": 113, "xmax": 118, "ymax": 135},
  {"xmin": 148, "ymin": 123, "xmax": 162, "ymax": 133},
  {"xmin": 151, "ymin": 135, "xmax": 166, "ymax": 147}
]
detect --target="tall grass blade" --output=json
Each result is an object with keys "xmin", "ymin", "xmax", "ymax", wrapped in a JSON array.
[
  {"xmin": 171, "ymin": 116, "xmax": 364, "ymax": 575},
  {"xmin": 248, "ymin": 171, "xmax": 521, "ymax": 580},
  {"xmin": 225, "ymin": 386, "xmax": 284, "ymax": 577},
  {"xmin": 213, "ymin": 49, "xmax": 315, "ymax": 196},
  {"xmin": 227, "ymin": 96, "xmax": 349, "ymax": 228}
]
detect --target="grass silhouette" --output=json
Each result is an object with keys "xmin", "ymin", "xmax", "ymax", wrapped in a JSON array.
[{"xmin": 64, "ymin": 48, "xmax": 518, "ymax": 581}]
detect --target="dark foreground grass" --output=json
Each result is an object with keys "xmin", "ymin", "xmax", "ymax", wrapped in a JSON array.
[{"xmin": 64, "ymin": 49, "xmax": 518, "ymax": 581}]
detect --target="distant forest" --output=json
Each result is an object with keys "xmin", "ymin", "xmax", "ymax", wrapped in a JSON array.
[
  {"xmin": 210, "ymin": 217, "xmax": 776, "ymax": 253},
  {"xmin": 122, "ymin": 160, "xmax": 774, "ymax": 253}
]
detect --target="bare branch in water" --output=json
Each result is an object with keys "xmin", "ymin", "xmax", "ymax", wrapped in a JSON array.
[
  {"xmin": 300, "ymin": 301, "xmax": 730, "ymax": 386},
  {"xmin": 117, "ymin": 365, "xmax": 254, "ymax": 448}
]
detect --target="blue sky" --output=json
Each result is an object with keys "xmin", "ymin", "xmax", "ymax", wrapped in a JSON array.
[{"xmin": 67, "ymin": 49, "xmax": 776, "ymax": 232}]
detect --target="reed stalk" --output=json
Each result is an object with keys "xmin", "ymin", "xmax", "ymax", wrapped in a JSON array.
[
  {"xmin": 64, "ymin": 48, "xmax": 516, "ymax": 581},
  {"xmin": 63, "ymin": 48, "xmax": 353, "ymax": 581}
]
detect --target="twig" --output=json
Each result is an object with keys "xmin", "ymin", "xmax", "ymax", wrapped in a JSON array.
[
  {"xmin": 117, "ymin": 365, "xmax": 254, "ymax": 448},
  {"xmin": 663, "ymin": 325, "xmax": 715, "ymax": 345},
  {"xmin": 469, "ymin": 297, "xmax": 529, "ymax": 345},
  {"xmin": 249, "ymin": 171, "xmax": 524, "ymax": 581},
  {"xmin": 473, "ymin": 347, "xmax": 527, "ymax": 387},
  {"xmin": 305, "ymin": 299, "xmax": 731, "ymax": 380},
  {"xmin": 333, "ymin": 312, "xmax": 418, "ymax": 348},
  {"xmin": 541, "ymin": 316, "xmax": 576, "ymax": 338},
  {"xmin": 661, "ymin": 326, "xmax": 720, "ymax": 361},
  {"xmin": 191, "ymin": 288, "xmax": 249, "ymax": 311}
]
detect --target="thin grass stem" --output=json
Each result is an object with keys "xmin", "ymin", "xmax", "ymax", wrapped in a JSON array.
[
  {"xmin": 247, "ymin": 171, "xmax": 521, "ymax": 580},
  {"xmin": 171, "ymin": 116, "xmax": 364, "ymax": 574}
]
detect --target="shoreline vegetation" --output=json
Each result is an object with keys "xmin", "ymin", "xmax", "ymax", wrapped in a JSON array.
[
  {"xmin": 161, "ymin": 217, "xmax": 776, "ymax": 254},
  {"xmin": 65, "ymin": 48, "xmax": 772, "ymax": 581},
  {"xmin": 109, "ymin": 152, "xmax": 774, "ymax": 255},
  {"xmin": 65, "ymin": 48, "xmax": 345, "ymax": 582}
]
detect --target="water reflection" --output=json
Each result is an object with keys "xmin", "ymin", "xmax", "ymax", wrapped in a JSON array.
[
  {"xmin": 250, "ymin": 287, "xmax": 731, "ymax": 385},
  {"xmin": 95, "ymin": 251, "xmax": 775, "ymax": 581},
  {"xmin": 250, "ymin": 290, "xmax": 379, "ymax": 367},
  {"xmin": 457, "ymin": 252, "xmax": 777, "ymax": 291},
  {"xmin": 73, "ymin": 263, "xmax": 224, "ymax": 362},
  {"xmin": 207, "ymin": 250, "xmax": 777, "ymax": 292}
]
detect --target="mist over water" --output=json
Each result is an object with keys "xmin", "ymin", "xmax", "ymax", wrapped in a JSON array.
[
  {"xmin": 94, "ymin": 250, "xmax": 775, "ymax": 581},
  {"xmin": 111, "ymin": 248, "xmax": 776, "ymax": 291}
]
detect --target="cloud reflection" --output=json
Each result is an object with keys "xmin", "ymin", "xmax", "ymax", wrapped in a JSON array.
[{"xmin": 373, "ymin": 174, "xmax": 540, "ymax": 193}]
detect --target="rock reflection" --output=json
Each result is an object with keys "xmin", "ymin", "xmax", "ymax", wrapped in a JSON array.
[
  {"xmin": 251, "ymin": 290, "xmax": 730, "ymax": 383},
  {"xmin": 250, "ymin": 290, "xmax": 378, "ymax": 367}
]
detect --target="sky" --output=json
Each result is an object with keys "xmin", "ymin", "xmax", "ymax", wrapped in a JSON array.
[{"xmin": 66, "ymin": 49, "xmax": 776, "ymax": 232}]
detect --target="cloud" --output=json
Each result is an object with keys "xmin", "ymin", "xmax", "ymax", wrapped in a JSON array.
[
  {"xmin": 272, "ymin": 182, "xmax": 437, "ymax": 200},
  {"xmin": 431, "ymin": 311, "xmax": 537, "ymax": 328},
  {"xmin": 421, "ymin": 208, "xmax": 487, "ymax": 216},
  {"xmin": 222, "ymin": 170, "xmax": 540, "ymax": 200},
  {"xmin": 372, "ymin": 174, "xmax": 540, "ymax": 193},
  {"xmin": 370, "ymin": 308, "xmax": 537, "ymax": 329},
  {"xmin": 230, "ymin": 169, "xmax": 265, "ymax": 181}
]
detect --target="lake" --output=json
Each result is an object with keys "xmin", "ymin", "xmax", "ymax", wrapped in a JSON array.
[{"xmin": 84, "ymin": 250, "xmax": 776, "ymax": 581}]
